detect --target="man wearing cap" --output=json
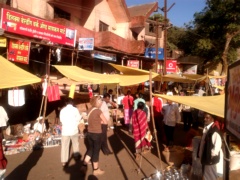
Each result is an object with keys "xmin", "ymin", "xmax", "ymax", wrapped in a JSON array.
[
  {"xmin": 33, "ymin": 116, "xmax": 46, "ymax": 134},
  {"xmin": 60, "ymin": 98, "xmax": 82, "ymax": 167}
]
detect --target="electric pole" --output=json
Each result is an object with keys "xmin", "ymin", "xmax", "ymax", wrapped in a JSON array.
[{"xmin": 163, "ymin": 0, "xmax": 175, "ymax": 74}]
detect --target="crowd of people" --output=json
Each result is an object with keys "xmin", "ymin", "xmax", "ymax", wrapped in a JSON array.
[{"xmin": 0, "ymin": 85, "xmax": 226, "ymax": 179}]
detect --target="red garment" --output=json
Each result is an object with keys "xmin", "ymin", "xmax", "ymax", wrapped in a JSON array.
[
  {"xmin": 213, "ymin": 120, "xmax": 225, "ymax": 132},
  {"xmin": 153, "ymin": 97, "xmax": 162, "ymax": 117},
  {"xmin": 132, "ymin": 109, "xmax": 151, "ymax": 150},
  {"xmin": 0, "ymin": 138, "xmax": 7, "ymax": 169},
  {"xmin": 122, "ymin": 95, "xmax": 134, "ymax": 109}
]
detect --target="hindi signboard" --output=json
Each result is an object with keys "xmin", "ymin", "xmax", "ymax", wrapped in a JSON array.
[
  {"xmin": 78, "ymin": 38, "xmax": 94, "ymax": 50},
  {"xmin": 0, "ymin": 8, "xmax": 76, "ymax": 47},
  {"xmin": 225, "ymin": 60, "xmax": 240, "ymax": 140},
  {"xmin": 8, "ymin": 39, "xmax": 30, "ymax": 64},
  {"xmin": 127, "ymin": 60, "xmax": 139, "ymax": 68},
  {"xmin": 91, "ymin": 50, "xmax": 116, "ymax": 62}
]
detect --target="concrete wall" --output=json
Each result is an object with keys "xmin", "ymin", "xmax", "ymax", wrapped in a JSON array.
[{"xmin": 12, "ymin": 0, "xmax": 54, "ymax": 20}]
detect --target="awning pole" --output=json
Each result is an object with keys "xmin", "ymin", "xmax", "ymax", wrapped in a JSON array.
[
  {"xmin": 71, "ymin": 51, "xmax": 74, "ymax": 65},
  {"xmin": 42, "ymin": 48, "xmax": 51, "ymax": 134},
  {"xmin": 149, "ymin": 70, "xmax": 163, "ymax": 173}
]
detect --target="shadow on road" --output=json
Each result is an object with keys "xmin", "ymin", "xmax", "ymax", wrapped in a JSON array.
[
  {"xmin": 6, "ymin": 148, "xmax": 44, "ymax": 180},
  {"xmin": 63, "ymin": 156, "xmax": 87, "ymax": 180},
  {"xmin": 108, "ymin": 126, "xmax": 148, "ymax": 178}
]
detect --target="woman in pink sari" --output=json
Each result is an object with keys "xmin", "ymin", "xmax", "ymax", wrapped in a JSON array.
[{"xmin": 132, "ymin": 101, "xmax": 151, "ymax": 159}]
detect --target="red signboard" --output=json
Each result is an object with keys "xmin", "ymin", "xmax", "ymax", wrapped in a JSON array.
[
  {"xmin": 8, "ymin": 39, "xmax": 30, "ymax": 64},
  {"xmin": 166, "ymin": 59, "xmax": 177, "ymax": 73},
  {"xmin": 127, "ymin": 60, "xmax": 139, "ymax": 68},
  {"xmin": 0, "ymin": 8, "xmax": 76, "ymax": 47}
]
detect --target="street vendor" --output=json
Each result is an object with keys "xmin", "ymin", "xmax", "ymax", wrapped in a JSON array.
[{"xmin": 33, "ymin": 116, "xmax": 46, "ymax": 134}]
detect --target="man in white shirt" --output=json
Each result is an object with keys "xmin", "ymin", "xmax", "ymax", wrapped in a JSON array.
[
  {"xmin": 60, "ymin": 98, "xmax": 81, "ymax": 167},
  {"xmin": 198, "ymin": 113, "xmax": 223, "ymax": 180},
  {"xmin": 100, "ymin": 93, "xmax": 114, "ymax": 155},
  {"xmin": 162, "ymin": 98, "xmax": 181, "ymax": 149},
  {"xmin": 33, "ymin": 116, "xmax": 46, "ymax": 133}
]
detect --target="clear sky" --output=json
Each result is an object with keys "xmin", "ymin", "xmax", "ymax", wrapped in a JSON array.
[{"xmin": 126, "ymin": 0, "xmax": 206, "ymax": 27}]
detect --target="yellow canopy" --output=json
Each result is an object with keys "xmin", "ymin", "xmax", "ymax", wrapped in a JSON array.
[
  {"xmin": 109, "ymin": 63, "xmax": 207, "ymax": 83},
  {"xmin": 0, "ymin": 56, "xmax": 41, "ymax": 89},
  {"xmin": 53, "ymin": 65, "xmax": 158, "ymax": 86},
  {"xmin": 51, "ymin": 77, "xmax": 89, "ymax": 85},
  {"xmin": 109, "ymin": 63, "xmax": 158, "ymax": 76},
  {"xmin": 154, "ymin": 94, "xmax": 225, "ymax": 118}
]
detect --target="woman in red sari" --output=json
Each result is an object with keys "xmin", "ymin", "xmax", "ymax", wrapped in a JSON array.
[{"xmin": 132, "ymin": 102, "xmax": 151, "ymax": 159}]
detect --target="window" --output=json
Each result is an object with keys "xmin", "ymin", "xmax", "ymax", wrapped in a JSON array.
[
  {"xmin": 99, "ymin": 21, "xmax": 108, "ymax": 32},
  {"xmin": 149, "ymin": 23, "xmax": 155, "ymax": 33},
  {"xmin": 6, "ymin": 0, "xmax": 11, "ymax": 5},
  {"xmin": 54, "ymin": 7, "xmax": 70, "ymax": 21}
]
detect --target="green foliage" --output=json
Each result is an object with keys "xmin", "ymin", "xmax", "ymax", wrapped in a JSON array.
[
  {"xmin": 149, "ymin": 13, "xmax": 164, "ymax": 22},
  {"xmin": 167, "ymin": 0, "xmax": 240, "ymax": 73}
]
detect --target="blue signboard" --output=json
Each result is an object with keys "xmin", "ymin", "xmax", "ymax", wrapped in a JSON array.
[{"xmin": 144, "ymin": 48, "xmax": 164, "ymax": 60}]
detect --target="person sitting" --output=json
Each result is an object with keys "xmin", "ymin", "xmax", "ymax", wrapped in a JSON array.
[{"xmin": 33, "ymin": 116, "xmax": 46, "ymax": 134}]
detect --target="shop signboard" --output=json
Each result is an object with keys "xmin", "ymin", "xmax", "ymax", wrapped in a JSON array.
[
  {"xmin": 91, "ymin": 50, "xmax": 116, "ymax": 62},
  {"xmin": 166, "ymin": 59, "xmax": 177, "ymax": 73},
  {"xmin": 78, "ymin": 38, "xmax": 94, "ymax": 50},
  {"xmin": 8, "ymin": 39, "xmax": 30, "ymax": 64},
  {"xmin": 144, "ymin": 48, "xmax": 164, "ymax": 60},
  {"xmin": 127, "ymin": 60, "xmax": 139, "ymax": 68},
  {"xmin": 0, "ymin": 8, "xmax": 76, "ymax": 47},
  {"xmin": 225, "ymin": 60, "xmax": 240, "ymax": 140}
]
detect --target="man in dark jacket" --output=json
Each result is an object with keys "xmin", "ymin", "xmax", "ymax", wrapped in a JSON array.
[{"xmin": 198, "ymin": 113, "xmax": 223, "ymax": 180}]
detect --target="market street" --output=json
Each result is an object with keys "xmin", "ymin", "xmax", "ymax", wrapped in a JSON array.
[
  {"xmin": 4, "ymin": 125, "xmax": 170, "ymax": 180},
  {"xmin": 4, "ymin": 123, "xmax": 240, "ymax": 180}
]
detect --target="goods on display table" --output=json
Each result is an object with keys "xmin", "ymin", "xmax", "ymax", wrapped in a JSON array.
[{"xmin": 3, "ymin": 123, "xmax": 62, "ymax": 155}]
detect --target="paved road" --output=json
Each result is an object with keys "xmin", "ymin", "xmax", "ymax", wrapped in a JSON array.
[
  {"xmin": 4, "ymin": 125, "xmax": 170, "ymax": 180},
  {"xmin": 4, "ymin": 123, "xmax": 240, "ymax": 180}
]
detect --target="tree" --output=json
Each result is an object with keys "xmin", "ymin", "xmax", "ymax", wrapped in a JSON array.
[{"xmin": 182, "ymin": 0, "xmax": 240, "ymax": 75}]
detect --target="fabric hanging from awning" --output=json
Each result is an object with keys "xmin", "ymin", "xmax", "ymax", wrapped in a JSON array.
[
  {"xmin": 0, "ymin": 56, "xmax": 41, "ymax": 89},
  {"xmin": 154, "ymin": 94, "xmax": 224, "ymax": 118}
]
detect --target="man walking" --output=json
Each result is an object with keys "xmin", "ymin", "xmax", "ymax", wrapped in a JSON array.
[
  {"xmin": 60, "ymin": 98, "xmax": 81, "ymax": 167},
  {"xmin": 100, "ymin": 93, "xmax": 114, "ymax": 155},
  {"xmin": 162, "ymin": 93, "xmax": 181, "ymax": 150},
  {"xmin": 198, "ymin": 113, "xmax": 223, "ymax": 180}
]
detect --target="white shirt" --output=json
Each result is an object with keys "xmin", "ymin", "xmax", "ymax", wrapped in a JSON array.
[
  {"xmin": 199, "ymin": 122, "xmax": 222, "ymax": 159},
  {"xmin": 117, "ymin": 95, "xmax": 124, "ymax": 105},
  {"xmin": 0, "ymin": 106, "xmax": 9, "ymax": 127},
  {"xmin": 100, "ymin": 101, "xmax": 110, "ymax": 122},
  {"xmin": 162, "ymin": 104, "xmax": 181, "ymax": 126},
  {"xmin": 199, "ymin": 122, "xmax": 223, "ymax": 175},
  {"xmin": 33, "ymin": 122, "xmax": 46, "ymax": 133},
  {"xmin": 60, "ymin": 104, "xmax": 81, "ymax": 136}
]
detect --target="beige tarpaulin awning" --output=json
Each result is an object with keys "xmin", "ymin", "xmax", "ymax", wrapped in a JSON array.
[
  {"xmin": 109, "ymin": 63, "xmax": 207, "ymax": 83},
  {"xmin": 51, "ymin": 77, "xmax": 89, "ymax": 85},
  {"xmin": 0, "ymin": 56, "xmax": 41, "ymax": 89},
  {"xmin": 53, "ymin": 65, "xmax": 158, "ymax": 86},
  {"xmin": 153, "ymin": 94, "xmax": 225, "ymax": 118},
  {"xmin": 109, "ymin": 63, "xmax": 159, "ymax": 76}
]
